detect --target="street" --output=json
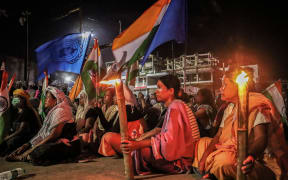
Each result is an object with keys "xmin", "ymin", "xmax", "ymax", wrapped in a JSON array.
[{"xmin": 0, "ymin": 157, "xmax": 200, "ymax": 180}]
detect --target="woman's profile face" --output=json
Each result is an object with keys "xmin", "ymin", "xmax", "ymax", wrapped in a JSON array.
[
  {"xmin": 155, "ymin": 80, "xmax": 173, "ymax": 102},
  {"xmin": 44, "ymin": 92, "xmax": 57, "ymax": 109},
  {"xmin": 220, "ymin": 76, "xmax": 238, "ymax": 102}
]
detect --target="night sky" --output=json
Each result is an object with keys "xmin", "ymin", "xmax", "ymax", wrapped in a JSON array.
[{"xmin": 1, "ymin": 0, "xmax": 288, "ymax": 81}]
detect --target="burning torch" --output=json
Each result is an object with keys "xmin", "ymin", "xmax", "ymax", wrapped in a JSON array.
[
  {"xmin": 235, "ymin": 71, "xmax": 249, "ymax": 180},
  {"xmin": 100, "ymin": 66, "xmax": 134, "ymax": 180}
]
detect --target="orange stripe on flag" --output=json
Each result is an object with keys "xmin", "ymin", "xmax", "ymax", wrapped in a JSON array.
[
  {"xmin": 69, "ymin": 75, "xmax": 83, "ymax": 101},
  {"xmin": 275, "ymin": 80, "xmax": 282, "ymax": 95},
  {"xmin": 8, "ymin": 73, "xmax": 16, "ymax": 92},
  {"xmin": 1, "ymin": 71, "xmax": 8, "ymax": 92},
  {"xmin": 112, "ymin": 0, "xmax": 170, "ymax": 50}
]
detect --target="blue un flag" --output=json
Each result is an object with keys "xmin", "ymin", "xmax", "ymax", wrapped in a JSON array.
[{"xmin": 35, "ymin": 32, "xmax": 91, "ymax": 80}]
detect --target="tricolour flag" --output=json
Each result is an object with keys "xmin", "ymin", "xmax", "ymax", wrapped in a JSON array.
[
  {"xmin": 35, "ymin": 32, "xmax": 91, "ymax": 80},
  {"xmin": 263, "ymin": 80, "xmax": 287, "ymax": 126},
  {"xmin": 38, "ymin": 71, "xmax": 49, "ymax": 120},
  {"xmin": 81, "ymin": 38, "xmax": 106, "ymax": 100},
  {"xmin": 126, "ymin": 60, "xmax": 139, "ymax": 87},
  {"xmin": 8, "ymin": 73, "xmax": 16, "ymax": 92},
  {"xmin": 112, "ymin": 0, "xmax": 186, "ymax": 68},
  {"xmin": 69, "ymin": 75, "xmax": 83, "ymax": 101},
  {"xmin": 0, "ymin": 71, "xmax": 10, "ymax": 144}
]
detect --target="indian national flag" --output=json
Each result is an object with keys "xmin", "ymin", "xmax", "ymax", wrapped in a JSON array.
[
  {"xmin": 0, "ymin": 71, "xmax": 10, "ymax": 144},
  {"xmin": 38, "ymin": 71, "xmax": 48, "ymax": 120},
  {"xmin": 126, "ymin": 60, "xmax": 139, "ymax": 87},
  {"xmin": 69, "ymin": 75, "xmax": 83, "ymax": 101},
  {"xmin": 263, "ymin": 80, "xmax": 287, "ymax": 126},
  {"xmin": 112, "ymin": 0, "xmax": 186, "ymax": 68},
  {"xmin": 81, "ymin": 38, "xmax": 106, "ymax": 100}
]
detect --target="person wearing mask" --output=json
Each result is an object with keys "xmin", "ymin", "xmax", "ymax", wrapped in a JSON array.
[
  {"xmin": 0, "ymin": 89, "xmax": 41, "ymax": 156},
  {"xmin": 6, "ymin": 86, "xmax": 80, "ymax": 165}
]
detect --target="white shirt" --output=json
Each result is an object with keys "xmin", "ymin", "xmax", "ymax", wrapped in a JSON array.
[{"xmin": 220, "ymin": 103, "xmax": 270, "ymax": 128}]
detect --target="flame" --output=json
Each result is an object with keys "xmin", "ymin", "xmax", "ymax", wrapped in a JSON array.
[
  {"xmin": 235, "ymin": 71, "xmax": 249, "ymax": 86},
  {"xmin": 100, "ymin": 79, "xmax": 121, "ymax": 86}
]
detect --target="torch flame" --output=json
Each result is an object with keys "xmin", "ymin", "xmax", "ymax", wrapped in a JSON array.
[
  {"xmin": 235, "ymin": 71, "xmax": 249, "ymax": 86},
  {"xmin": 100, "ymin": 79, "xmax": 121, "ymax": 86}
]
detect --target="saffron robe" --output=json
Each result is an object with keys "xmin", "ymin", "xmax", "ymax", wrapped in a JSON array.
[{"xmin": 193, "ymin": 93, "xmax": 288, "ymax": 179}]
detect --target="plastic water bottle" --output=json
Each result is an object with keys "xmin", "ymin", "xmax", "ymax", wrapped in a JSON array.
[{"xmin": 0, "ymin": 168, "xmax": 25, "ymax": 180}]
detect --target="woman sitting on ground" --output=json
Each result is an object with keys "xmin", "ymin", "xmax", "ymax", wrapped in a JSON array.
[
  {"xmin": 0, "ymin": 89, "xmax": 41, "ymax": 157},
  {"xmin": 111, "ymin": 75, "xmax": 201, "ymax": 175},
  {"xmin": 75, "ymin": 90, "xmax": 90, "ymax": 132},
  {"xmin": 97, "ymin": 85, "xmax": 146, "ymax": 157},
  {"xmin": 6, "ymin": 86, "xmax": 80, "ymax": 165}
]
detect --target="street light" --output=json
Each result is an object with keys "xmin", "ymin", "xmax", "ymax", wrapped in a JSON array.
[
  {"xmin": 64, "ymin": 76, "xmax": 72, "ymax": 83},
  {"xmin": 19, "ymin": 10, "xmax": 31, "ymax": 82}
]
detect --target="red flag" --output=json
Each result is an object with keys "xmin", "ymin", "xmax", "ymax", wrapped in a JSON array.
[{"xmin": 8, "ymin": 73, "xmax": 16, "ymax": 92}]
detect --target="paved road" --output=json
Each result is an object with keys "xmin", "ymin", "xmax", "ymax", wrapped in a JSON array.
[{"xmin": 0, "ymin": 157, "xmax": 200, "ymax": 180}]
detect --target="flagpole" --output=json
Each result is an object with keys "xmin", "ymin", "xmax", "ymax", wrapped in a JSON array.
[
  {"xmin": 172, "ymin": 41, "xmax": 175, "ymax": 75},
  {"xmin": 25, "ymin": 11, "xmax": 31, "ymax": 82},
  {"xmin": 25, "ymin": 11, "xmax": 28, "ymax": 82}
]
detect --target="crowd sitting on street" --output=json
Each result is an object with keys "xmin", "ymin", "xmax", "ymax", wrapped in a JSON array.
[{"xmin": 0, "ymin": 69, "xmax": 288, "ymax": 180}]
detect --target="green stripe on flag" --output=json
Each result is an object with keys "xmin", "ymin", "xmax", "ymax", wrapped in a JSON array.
[
  {"xmin": 81, "ymin": 60, "xmax": 98, "ymax": 100},
  {"xmin": 263, "ymin": 91, "xmax": 288, "ymax": 126},
  {"xmin": 126, "ymin": 25, "xmax": 159, "ymax": 67},
  {"xmin": 0, "ymin": 108, "xmax": 10, "ymax": 144},
  {"xmin": 127, "ymin": 68, "xmax": 139, "ymax": 82},
  {"xmin": 40, "ymin": 93, "xmax": 46, "ymax": 120}
]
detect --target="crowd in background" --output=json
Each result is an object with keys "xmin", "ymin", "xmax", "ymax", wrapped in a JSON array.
[{"xmin": 0, "ymin": 69, "xmax": 287, "ymax": 179}]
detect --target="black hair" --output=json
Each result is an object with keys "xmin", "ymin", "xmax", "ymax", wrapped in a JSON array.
[
  {"xmin": 105, "ymin": 88, "xmax": 115, "ymax": 97},
  {"xmin": 159, "ymin": 74, "xmax": 180, "ymax": 98},
  {"xmin": 46, "ymin": 91, "xmax": 56, "ymax": 100},
  {"xmin": 197, "ymin": 88, "xmax": 215, "ymax": 107}
]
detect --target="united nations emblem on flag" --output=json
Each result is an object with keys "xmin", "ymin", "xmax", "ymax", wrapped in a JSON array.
[
  {"xmin": 0, "ymin": 96, "xmax": 8, "ymax": 113},
  {"xmin": 35, "ymin": 32, "xmax": 91, "ymax": 80},
  {"xmin": 51, "ymin": 39, "xmax": 83, "ymax": 64}
]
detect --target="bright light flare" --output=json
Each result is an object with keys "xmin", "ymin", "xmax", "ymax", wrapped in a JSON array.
[
  {"xmin": 100, "ymin": 79, "xmax": 121, "ymax": 86},
  {"xmin": 64, "ymin": 76, "xmax": 72, "ymax": 82},
  {"xmin": 235, "ymin": 71, "xmax": 249, "ymax": 87},
  {"xmin": 81, "ymin": 32, "xmax": 91, "ymax": 38}
]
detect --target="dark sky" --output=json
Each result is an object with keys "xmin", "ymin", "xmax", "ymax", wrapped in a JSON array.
[{"xmin": 1, "ymin": 0, "xmax": 288, "ymax": 81}]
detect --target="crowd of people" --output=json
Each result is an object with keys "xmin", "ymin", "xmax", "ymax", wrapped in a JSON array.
[{"xmin": 0, "ymin": 66, "xmax": 287, "ymax": 180}]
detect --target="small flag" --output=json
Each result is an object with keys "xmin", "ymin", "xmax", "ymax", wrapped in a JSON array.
[
  {"xmin": 69, "ymin": 75, "xmax": 83, "ymax": 101},
  {"xmin": 8, "ymin": 73, "xmax": 16, "ymax": 92},
  {"xmin": 0, "ymin": 71, "xmax": 10, "ymax": 144},
  {"xmin": 38, "ymin": 71, "xmax": 49, "ymax": 120},
  {"xmin": 35, "ymin": 32, "xmax": 91, "ymax": 80},
  {"xmin": 81, "ymin": 38, "xmax": 106, "ymax": 100},
  {"xmin": 126, "ymin": 60, "xmax": 139, "ymax": 87},
  {"xmin": 263, "ymin": 80, "xmax": 287, "ymax": 126}
]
